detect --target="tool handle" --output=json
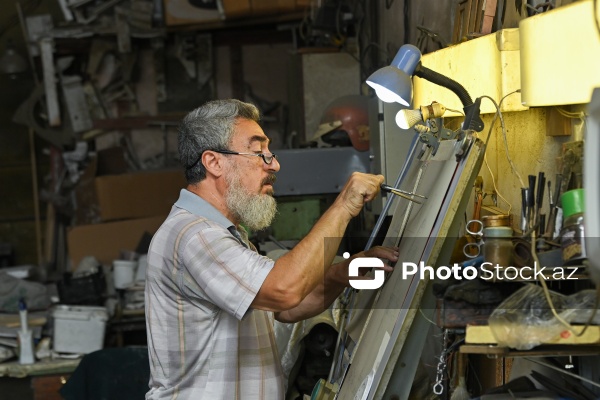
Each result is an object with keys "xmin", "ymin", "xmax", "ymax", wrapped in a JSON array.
[
  {"xmin": 536, "ymin": 172, "xmax": 545, "ymax": 209},
  {"xmin": 380, "ymin": 183, "xmax": 394, "ymax": 193},
  {"xmin": 544, "ymin": 207, "xmax": 558, "ymax": 238},
  {"xmin": 521, "ymin": 188, "xmax": 529, "ymax": 232},
  {"xmin": 528, "ymin": 175, "xmax": 536, "ymax": 208},
  {"xmin": 553, "ymin": 174, "xmax": 563, "ymax": 206}
]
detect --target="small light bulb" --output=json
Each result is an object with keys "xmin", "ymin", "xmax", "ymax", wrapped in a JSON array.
[{"xmin": 395, "ymin": 109, "xmax": 423, "ymax": 129}]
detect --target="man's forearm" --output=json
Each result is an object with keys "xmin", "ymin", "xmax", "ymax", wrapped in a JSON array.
[
  {"xmin": 269, "ymin": 205, "xmax": 351, "ymax": 301},
  {"xmin": 274, "ymin": 265, "xmax": 346, "ymax": 323}
]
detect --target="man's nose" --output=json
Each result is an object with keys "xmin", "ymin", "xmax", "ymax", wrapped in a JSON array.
[{"xmin": 267, "ymin": 156, "xmax": 280, "ymax": 172}]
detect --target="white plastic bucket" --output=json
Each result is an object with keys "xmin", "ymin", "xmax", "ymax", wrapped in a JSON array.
[{"xmin": 113, "ymin": 260, "xmax": 137, "ymax": 289}]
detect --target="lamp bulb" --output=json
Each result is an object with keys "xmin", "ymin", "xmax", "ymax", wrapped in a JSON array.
[
  {"xmin": 395, "ymin": 101, "xmax": 447, "ymax": 130},
  {"xmin": 396, "ymin": 109, "xmax": 424, "ymax": 129}
]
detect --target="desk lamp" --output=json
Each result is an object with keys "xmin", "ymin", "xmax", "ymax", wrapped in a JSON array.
[{"xmin": 366, "ymin": 44, "xmax": 484, "ymax": 133}]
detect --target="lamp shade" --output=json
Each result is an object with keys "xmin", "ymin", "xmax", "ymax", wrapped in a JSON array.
[
  {"xmin": 366, "ymin": 66, "xmax": 412, "ymax": 106},
  {"xmin": 366, "ymin": 44, "xmax": 422, "ymax": 106}
]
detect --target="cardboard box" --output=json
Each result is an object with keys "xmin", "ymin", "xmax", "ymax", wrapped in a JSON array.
[
  {"xmin": 93, "ymin": 169, "xmax": 186, "ymax": 222},
  {"xmin": 252, "ymin": 0, "xmax": 297, "ymax": 15},
  {"xmin": 221, "ymin": 0, "xmax": 251, "ymax": 18},
  {"xmin": 163, "ymin": 0, "xmax": 223, "ymax": 26},
  {"xmin": 74, "ymin": 150, "xmax": 185, "ymax": 224},
  {"xmin": 221, "ymin": 0, "xmax": 303, "ymax": 19},
  {"xmin": 67, "ymin": 216, "xmax": 165, "ymax": 267}
]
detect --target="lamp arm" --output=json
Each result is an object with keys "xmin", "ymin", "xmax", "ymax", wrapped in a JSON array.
[
  {"xmin": 414, "ymin": 63, "xmax": 473, "ymax": 107},
  {"xmin": 414, "ymin": 63, "xmax": 484, "ymax": 132}
]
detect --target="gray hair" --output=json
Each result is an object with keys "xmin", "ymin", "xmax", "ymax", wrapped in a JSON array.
[{"xmin": 178, "ymin": 99, "xmax": 260, "ymax": 184}]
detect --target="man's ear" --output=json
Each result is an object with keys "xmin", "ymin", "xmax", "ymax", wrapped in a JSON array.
[{"xmin": 201, "ymin": 151, "xmax": 224, "ymax": 178}]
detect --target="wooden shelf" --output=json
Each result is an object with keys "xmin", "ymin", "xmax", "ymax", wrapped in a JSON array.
[
  {"xmin": 165, "ymin": 12, "xmax": 305, "ymax": 33},
  {"xmin": 466, "ymin": 324, "xmax": 600, "ymax": 345},
  {"xmin": 460, "ymin": 344, "xmax": 600, "ymax": 357}
]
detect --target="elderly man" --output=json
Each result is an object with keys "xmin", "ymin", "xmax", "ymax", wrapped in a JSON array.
[{"xmin": 145, "ymin": 99, "xmax": 398, "ymax": 399}]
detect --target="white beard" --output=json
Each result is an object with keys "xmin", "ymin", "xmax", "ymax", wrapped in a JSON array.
[{"xmin": 225, "ymin": 166, "xmax": 277, "ymax": 231}]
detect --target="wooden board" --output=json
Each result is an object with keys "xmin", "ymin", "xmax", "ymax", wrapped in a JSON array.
[{"xmin": 466, "ymin": 324, "xmax": 600, "ymax": 345}]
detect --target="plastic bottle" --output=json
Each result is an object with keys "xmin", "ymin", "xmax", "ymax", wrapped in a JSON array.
[
  {"xmin": 560, "ymin": 189, "xmax": 586, "ymax": 264},
  {"xmin": 18, "ymin": 299, "xmax": 35, "ymax": 365}
]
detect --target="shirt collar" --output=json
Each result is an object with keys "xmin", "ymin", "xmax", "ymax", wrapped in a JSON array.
[
  {"xmin": 174, "ymin": 188, "xmax": 234, "ymax": 229},
  {"xmin": 174, "ymin": 189, "xmax": 250, "ymax": 248}
]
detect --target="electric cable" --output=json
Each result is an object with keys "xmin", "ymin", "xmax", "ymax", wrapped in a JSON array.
[
  {"xmin": 483, "ymin": 153, "xmax": 512, "ymax": 214},
  {"xmin": 554, "ymin": 106, "xmax": 587, "ymax": 133},
  {"xmin": 480, "ymin": 91, "xmax": 526, "ymax": 188},
  {"xmin": 475, "ymin": 91, "xmax": 522, "ymax": 214},
  {"xmin": 445, "ymin": 107, "xmax": 464, "ymax": 116},
  {"xmin": 418, "ymin": 307, "xmax": 438, "ymax": 326}
]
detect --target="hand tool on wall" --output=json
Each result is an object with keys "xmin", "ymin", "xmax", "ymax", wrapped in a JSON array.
[
  {"xmin": 521, "ymin": 187, "xmax": 529, "ymax": 233},
  {"xmin": 547, "ymin": 180, "xmax": 552, "ymax": 211},
  {"xmin": 534, "ymin": 171, "xmax": 545, "ymax": 228},
  {"xmin": 538, "ymin": 214, "xmax": 546, "ymax": 237},
  {"xmin": 544, "ymin": 173, "xmax": 563, "ymax": 239},
  {"xmin": 527, "ymin": 175, "xmax": 536, "ymax": 230}
]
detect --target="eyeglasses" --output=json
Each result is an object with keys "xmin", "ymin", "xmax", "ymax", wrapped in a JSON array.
[
  {"xmin": 186, "ymin": 149, "xmax": 278, "ymax": 170},
  {"xmin": 213, "ymin": 149, "xmax": 278, "ymax": 165}
]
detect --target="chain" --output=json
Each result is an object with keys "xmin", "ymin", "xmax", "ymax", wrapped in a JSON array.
[{"xmin": 432, "ymin": 329, "xmax": 448, "ymax": 395}]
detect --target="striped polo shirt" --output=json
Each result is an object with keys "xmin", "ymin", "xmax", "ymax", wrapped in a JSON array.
[{"xmin": 145, "ymin": 189, "xmax": 284, "ymax": 399}]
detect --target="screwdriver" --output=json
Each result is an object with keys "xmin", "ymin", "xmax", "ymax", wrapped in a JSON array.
[{"xmin": 380, "ymin": 183, "xmax": 426, "ymax": 204}]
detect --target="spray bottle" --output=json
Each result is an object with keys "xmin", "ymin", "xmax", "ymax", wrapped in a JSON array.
[{"xmin": 18, "ymin": 298, "xmax": 35, "ymax": 364}]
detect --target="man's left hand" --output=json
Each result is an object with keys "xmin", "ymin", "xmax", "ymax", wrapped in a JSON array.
[{"xmin": 330, "ymin": 246, "xmax": 399, "ymax": 286}]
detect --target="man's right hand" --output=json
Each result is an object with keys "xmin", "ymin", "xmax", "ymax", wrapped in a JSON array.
[{"xmin": 335, "ymin": 172, "xmax": 385, "ymax": 218}]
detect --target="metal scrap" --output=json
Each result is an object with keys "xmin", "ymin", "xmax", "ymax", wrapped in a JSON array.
[{"xmin": 40, "ymin": 37, "xmax": 60, "ymax": 127}]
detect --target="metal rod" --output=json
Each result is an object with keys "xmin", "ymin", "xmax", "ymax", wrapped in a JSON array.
[
  {"xmin": 16, "ymin": 1, "xmax": 40, "ymax": 85},
  {"xmin": 525, "ymin": 357, "xmax": 600, "ymax": 389},
  {"xmin": 363, "ymin": 132, "xmax": 421, "ymax": 251},
  {"xmin": 29, "ymin": 129, "xmax": 43, "ymax": 267}
]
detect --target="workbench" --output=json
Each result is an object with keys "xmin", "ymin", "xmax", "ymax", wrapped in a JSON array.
[{"xmin": 0, "ymin": 358, "xmax": 80, "ymax": 400}]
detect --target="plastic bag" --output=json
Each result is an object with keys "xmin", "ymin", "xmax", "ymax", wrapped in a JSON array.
[
  {"xmin": 564, "ymin": 289, "xmax": 600, "ymax": 325},
  {"xmin": 488, "ymin": 284, "xmax": 581, "ymax": 350}
]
